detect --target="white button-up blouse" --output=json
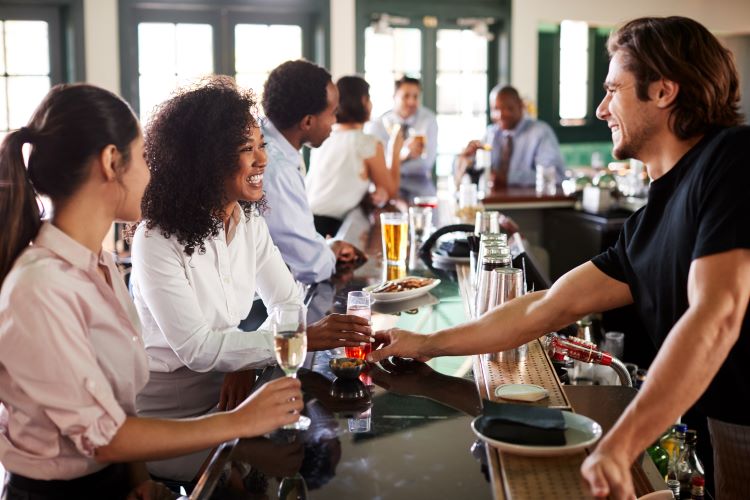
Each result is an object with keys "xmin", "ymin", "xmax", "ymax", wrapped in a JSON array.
[{"xmin": 130, "ymin": 205, "xmax": 302, "ymax": 374}]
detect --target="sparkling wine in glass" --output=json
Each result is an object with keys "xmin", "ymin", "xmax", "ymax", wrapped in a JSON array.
[
  {"xmin": 345, "ymin": 291, "xmax": 372, "ymax": 360},
  {"xmin": 272, "ymin": 304, "xmax": 310, "ymax": 430}
]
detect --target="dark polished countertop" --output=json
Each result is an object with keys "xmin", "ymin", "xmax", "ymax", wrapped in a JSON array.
[{"xmin": 190, "ymin": 211, "xmax": 493, "ymax": 499}]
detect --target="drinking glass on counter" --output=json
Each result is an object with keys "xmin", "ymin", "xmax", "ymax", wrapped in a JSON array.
[
  {"xmin": 412, "ymin": 195, "xmax": 438, "ymax": 208},
  {"xmin": 408, "ymin": 206, "xmax": 433, "ymax": 247},
  {"xmin": 348, "ymin": 406, "xmax": 372, "ymax": 433},
  {"xmin": 272, "ymin": 303, "xmax": 310, "ymax": 430},
  {"xmin": 345, "ymin": 291, "xmax": 372, "ymax": 360},
  {"xmin": 380, "ymin": 212, "xmax": 408, "ymax": 265},
  {"xmin": 535, "ymin": 164, "xmax": 557, "ymax": 195}
]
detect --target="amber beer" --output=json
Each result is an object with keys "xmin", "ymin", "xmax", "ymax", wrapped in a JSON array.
[{"xmin": 380, "ymin": 212, "xmax": 408, "ymax": 265}]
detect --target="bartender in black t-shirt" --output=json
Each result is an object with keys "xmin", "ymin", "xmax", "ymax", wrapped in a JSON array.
[{"xmin": 368, "ymin": 16, "xmax": 750, "ymax": 499}]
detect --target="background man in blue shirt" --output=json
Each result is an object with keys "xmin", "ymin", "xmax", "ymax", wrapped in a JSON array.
[
  {"xmin": 261, "ymin": 60, "xmax": 362, "ymax": 284},
  {"xmin": 455, "ymin": 85, "xmax": 565, "ymax": 189},
  {"xmin": 367, "ymin": 76, "xmax": 438, "ymax": 201}
]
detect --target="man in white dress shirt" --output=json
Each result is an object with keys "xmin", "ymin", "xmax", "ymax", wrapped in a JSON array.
[
  {"xmin": 367, "ymin": 76, "xmax": 438, "ymax": 201},
  {"xmin": 262, "ymin": 60, "xmax": 363, "ymax": 284}
]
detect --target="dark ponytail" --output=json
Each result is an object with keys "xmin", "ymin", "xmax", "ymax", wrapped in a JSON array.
[
  {"xmin": 0, "ymin": 83, "xmax": 139, "ymax": 285},
  {"xmin": 0, "ymin": 130, "xmax": 41, "ymax": 284}
]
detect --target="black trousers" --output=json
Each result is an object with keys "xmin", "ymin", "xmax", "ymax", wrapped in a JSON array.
[{"xmin": 4, "ymin": 464, "xmax": 131, "ymax": 500}]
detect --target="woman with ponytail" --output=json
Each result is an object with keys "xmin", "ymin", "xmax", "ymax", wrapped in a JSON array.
[{"xmin": 0, "ymin": 84, "xmax": 303, "ymax": 500}]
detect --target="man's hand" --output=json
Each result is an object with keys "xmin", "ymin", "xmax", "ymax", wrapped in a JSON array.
[
  {"xmin": 218, "ymin": 370, "xmax": 256, "ymax": 411},
  {"xmin": 328, "ymin": 240, "xmax": 365, "ymax": 264},
  {"xmin": 498, "ymin": 214, "xmax": 520, "ymax": 235},
  {"xmin": 367, "ymin": 329, "xmax": 432, "ymax": 363},
  {"xmin": 402, "ymin": 136, "xmax": 425, "ymax": 161},
  {"xmin": 460, "ymin": 140, "xmax": 483, "ymax": 159},
  {"xmin": 307, "ymin": 313, "xmax": 373, "ymax": 351},
  {"xmin": 580, "ymin": 441, "xmax": 636, "ymax": 500}
]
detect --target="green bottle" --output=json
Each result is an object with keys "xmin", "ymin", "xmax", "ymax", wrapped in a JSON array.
[{"xmin": 647, "ymin": 442, "xmax": 670, "ymax": 478}]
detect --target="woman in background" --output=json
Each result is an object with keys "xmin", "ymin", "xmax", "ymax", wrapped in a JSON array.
[
  {"xmin": 0, "ymin": 83, "xmax": 302, "ymax": 500},
  {"xmin": 306, "ymin": 75, "xmax": 403, "ymax": 237}
]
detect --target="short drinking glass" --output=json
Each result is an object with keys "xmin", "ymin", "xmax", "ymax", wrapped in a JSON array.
[{"xmin": 272, "ymin": 303, "xmax": 310, "ymax": 430}]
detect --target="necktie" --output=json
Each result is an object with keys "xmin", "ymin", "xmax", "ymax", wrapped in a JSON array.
[{"xmin": 495, "ymin": 134, "xmax": 513, "ymax": 187}]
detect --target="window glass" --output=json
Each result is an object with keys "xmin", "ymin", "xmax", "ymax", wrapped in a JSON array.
[
  {"xmin": 234, "ymin": 23, "xmax": 302, "ymax": 105},
  {"xmin": 0, "ymin": 20, "xmax": 51, "ymax": 141},
  {"xmin": 558, "ymin": 20, "xmax": 588, "ymax": 123},
  {"xmin": 364, "ymin": 26, "xmax": 422, "ymax": 119},
  {"xmin": 436, "ymin": 28, "xmax": 488, "ymax": 176},
  {"xmin": 137, "ymin": 22, "xmax": 213, "ymax": 122}
]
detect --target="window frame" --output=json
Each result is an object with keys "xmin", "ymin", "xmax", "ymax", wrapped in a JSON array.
[
  {"xmin": 356, "ymin": 0, "xmax": 510, "ymax": 125},
  {"xmin": 537, "ymin": 24, "xmax": 611, "ymax": 143},
  {"xmin": 0, "ymin": 0, "xmax": 84, "ymax": 134},
  {"xmin": 118, "ymin": 0, "xmax": 329, "ymax": 117}
]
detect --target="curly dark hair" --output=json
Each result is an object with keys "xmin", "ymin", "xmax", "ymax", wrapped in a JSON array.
[
  {"xmin": 263, "ymin": 59, "xmax": 332, "ymax": 130},
  {"xmin": 139, "ymin": 76, "xmax": 266, "ymax": 256}
]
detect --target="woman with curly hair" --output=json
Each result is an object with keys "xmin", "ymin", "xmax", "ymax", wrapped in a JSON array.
[
  {"xmin": 129, "ymin": 76, "xmax": 372, "ymax": 481},
  {"xmin": 0, "ymin": 83, "xmax": 302, "ymax": 499}
]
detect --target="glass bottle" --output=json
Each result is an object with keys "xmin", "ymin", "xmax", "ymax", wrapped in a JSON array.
[
  {"xmin": 667, "ymin": 479, "xmax": 681, "ymax": 499},
  {"xmin": 678, "ymin": 430, "xmax": 704, "ymax": 499},
  {"xmin": 689, "ymin": 476, "xmax": 705, "ymax": 500},
  {"xmin": 646, "ymin": 442, "xmax": 669, "ymax": 478},
  {"xmin": 663, "ymin": 424, "xmax": 687, "ymax": 483}
]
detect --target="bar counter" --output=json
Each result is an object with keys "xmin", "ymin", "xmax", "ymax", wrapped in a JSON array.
[
  {"xmin": 188, "ymin": 209, "xmax": 664, "ymax": 499},
  {"xmin": 481, "ymin": 186, "xmax": 575, "ymax": 210}
]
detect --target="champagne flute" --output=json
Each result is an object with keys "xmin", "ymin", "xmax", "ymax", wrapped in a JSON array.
[{"xmin": 272, "ymin": 303, "xmax": 310, "ymax": 430}]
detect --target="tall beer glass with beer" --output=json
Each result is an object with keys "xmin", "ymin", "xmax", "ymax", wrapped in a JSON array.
[{"xmin": 380, "ymin": 212, "xmax": 408, "ymax": 265}]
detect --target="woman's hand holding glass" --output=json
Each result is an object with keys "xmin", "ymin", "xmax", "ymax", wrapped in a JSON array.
[
  {"xmin": 306, "ymin": 313, "xmax": 373, "ymax": 351},
  {"xmin": 229, "ymin": 376, "xmax": 303, "ymax": 436}
]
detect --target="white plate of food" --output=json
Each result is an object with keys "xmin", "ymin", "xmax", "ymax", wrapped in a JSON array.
[
  {"xmin": 363, "ymin": 276, "xmax": 441, "ymax": 303},
  {"xmin": 470, "ymin": 411, "xmax": 602, "ymax": 457}
]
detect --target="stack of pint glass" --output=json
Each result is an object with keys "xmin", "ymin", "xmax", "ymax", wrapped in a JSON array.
[{"xmin": 468, "ymin": 211, "xmax": 500, "ymax": 284}]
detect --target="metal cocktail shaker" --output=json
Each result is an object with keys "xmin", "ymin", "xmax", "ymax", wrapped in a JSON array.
[{"xmin": 486, "ymin": 267, "xmax": 527, "ymax": 362}]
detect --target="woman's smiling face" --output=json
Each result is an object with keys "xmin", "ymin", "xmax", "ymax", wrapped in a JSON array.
[{"xmin": 224, "ymin": 125, "xmax": 267, "ymax": 203}]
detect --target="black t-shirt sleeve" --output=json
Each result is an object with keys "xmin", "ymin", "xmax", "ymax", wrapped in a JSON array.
[
  {"xmin": 591, "ymin": 227, "xmax": 629, "ymax": 284},
  {"xmin": 693, "ymin": 129, "xmax": 750, "ymax": 260}
]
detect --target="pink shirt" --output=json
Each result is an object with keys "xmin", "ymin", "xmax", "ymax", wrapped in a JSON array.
[{"xmin": 0, "ymin": 222, "xmax": 149, "ymax": 480}]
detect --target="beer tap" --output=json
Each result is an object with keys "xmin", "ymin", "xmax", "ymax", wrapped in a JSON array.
[{"xmin": 544, "ymin": 334, "xmax": 632, "ymax": 387}]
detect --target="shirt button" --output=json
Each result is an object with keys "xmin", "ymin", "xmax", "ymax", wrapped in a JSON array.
[
  {"xmin": 86, "ymin": 380, "xmax": 96, "ymax": 391},
  {"xmin": 132, "ymin": 336, "xmax": 139, "ymax": 342},
  {"xmin": 223, "ymin": 277, "xmax": 230, "ymax": 284}
]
